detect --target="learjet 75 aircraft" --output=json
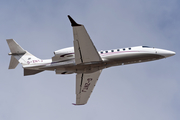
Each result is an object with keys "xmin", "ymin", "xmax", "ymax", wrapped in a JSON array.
[{"xmin": 7, "ymin": 15, "xmax": 175, "ymax": 105}]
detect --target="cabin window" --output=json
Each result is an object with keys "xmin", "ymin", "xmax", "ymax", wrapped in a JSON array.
[
  {"xmin": 123, "ymin": 48, "xmax": 125, "ymax": 51},
  {"xmin": 129, "ymin": 48, "xmax": 131, "ymax": 50},
  {"xmin": 101, "ymin": 51, "xmax": 103, "ymax": 54},
  {"xmin": 117, "ymin": 49, "xmax": 120, "ymax": 51},
  {"xmin": 111, "ymin": 50, "xmax": 114, "ymax": 52},
  {"xmin": 106, "ymin": 51, "xmax": 108, "ymax": 53}
]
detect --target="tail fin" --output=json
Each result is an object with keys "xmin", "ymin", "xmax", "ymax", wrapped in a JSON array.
[
  {"xmin": 6, "ymin": 39, "xmax": 41, "ymax": 69},
  {"xmin": 6, "ymin": 39, "xmax": 26, "ymax": 54}
]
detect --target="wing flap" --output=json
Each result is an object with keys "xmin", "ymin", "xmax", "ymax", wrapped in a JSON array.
[{"xmin": 74, "ymin": 40, "xmax": 83, "ymax": 64}]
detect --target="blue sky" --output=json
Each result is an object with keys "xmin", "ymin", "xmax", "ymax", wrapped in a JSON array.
[{"xmin": 0, "ymin": 0, "xmax": 179, "ymax": 120}]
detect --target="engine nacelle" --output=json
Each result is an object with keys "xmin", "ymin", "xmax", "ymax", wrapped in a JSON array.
[{"xmin": 52, "ymin": 47, "xmax": 74, "ymax": 62}]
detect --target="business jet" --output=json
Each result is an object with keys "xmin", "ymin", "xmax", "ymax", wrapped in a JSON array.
[{"xmin": 6, "ymin": 15, "xmax": 175, "ymax": 105}]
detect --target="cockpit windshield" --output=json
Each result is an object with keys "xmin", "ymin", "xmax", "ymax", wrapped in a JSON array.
[{"xmin": 142, "ymin": 46, "xmax": 152, "ymax": 48}]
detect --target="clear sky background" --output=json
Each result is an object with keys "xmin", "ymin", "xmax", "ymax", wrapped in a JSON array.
[{"xmin": 0, "ymin": 0, "xmax": 179, "ymax": 120}]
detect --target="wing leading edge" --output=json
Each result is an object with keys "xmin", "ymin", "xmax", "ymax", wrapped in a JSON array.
[{"xmin": 75, "ymin": 70, "xmax": 102, "ymax": 105}]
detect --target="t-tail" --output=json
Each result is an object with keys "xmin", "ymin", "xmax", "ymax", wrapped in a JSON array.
[{"xmin": 6, "ymin": 39, "xmax": 44, "ymax": 76}]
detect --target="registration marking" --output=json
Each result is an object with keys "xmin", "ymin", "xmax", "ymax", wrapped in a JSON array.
[
  {"xmin": 82, "ymin": 78, "xmax": 92, "ymax": 92},
  {"xmin": 27, "ymin": 60, "xmax": 43, "ymax": 64}
]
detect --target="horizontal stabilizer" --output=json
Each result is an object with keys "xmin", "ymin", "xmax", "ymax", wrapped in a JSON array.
[
  {"xmin": 24, "ymin": 69, "xmax": 44, "ymax": 76},
  {"xmin": 9, "ymin": 56, "xmax": 19, "ymax": 69}
]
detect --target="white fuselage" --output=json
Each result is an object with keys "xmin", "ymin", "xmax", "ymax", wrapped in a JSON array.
[{"xmin": 23, "ymin": 46, "xmax": 175, "ymax": 74}]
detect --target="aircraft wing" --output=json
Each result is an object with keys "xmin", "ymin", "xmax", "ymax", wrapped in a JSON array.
[
  {"xmin": 75, "ymin": 70, "xmax": 102, "ymax": 105},
  {"xmin": 68, "ymin": 15, "xmax": 102, "ymax": 64}
]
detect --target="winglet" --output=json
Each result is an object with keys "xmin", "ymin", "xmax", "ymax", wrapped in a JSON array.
[
  {"xmin": 72, "ymin": 103, "xmax": 85, "ymax": 105},
  {"xmin": 68, "ymin": 15, "xmax": 81, "ymax": 26}
]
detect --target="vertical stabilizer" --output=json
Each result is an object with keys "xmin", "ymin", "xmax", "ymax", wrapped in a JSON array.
[
  {"xmin": 6, "ymin": 39, "xmax": 26, "ymax": 54},
  {"xmin": 6, "ymin": 39, "xmax": 41, "ymax": 69}
]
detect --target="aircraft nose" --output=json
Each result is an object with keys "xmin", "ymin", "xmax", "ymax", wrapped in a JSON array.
[{"xmin": 156, "ymin": 49, "xmax": 176, "ymax": 57}]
